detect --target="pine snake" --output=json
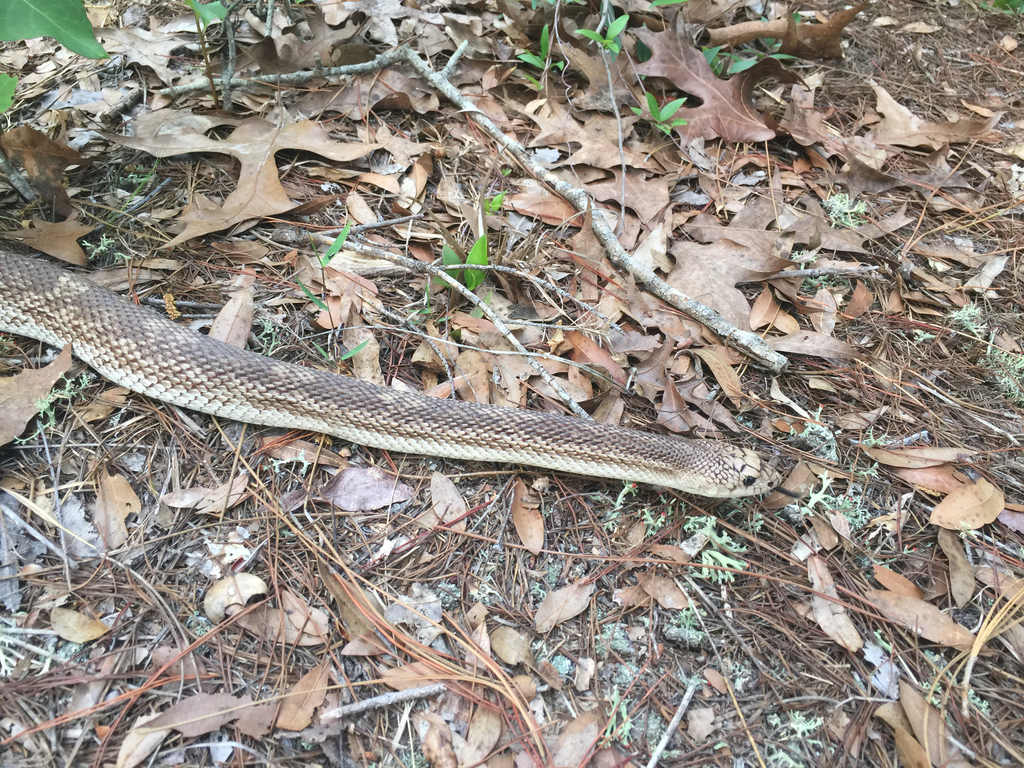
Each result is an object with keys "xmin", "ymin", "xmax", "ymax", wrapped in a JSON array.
[{"xmin": 0, "ymin": 252, "xmax": 780, "ymax": 497}]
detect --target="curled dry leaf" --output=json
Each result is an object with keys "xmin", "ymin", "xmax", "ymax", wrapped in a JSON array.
[
  {"xmin": 808, "ymin": 555, "xmax": 863, "ymax": 652},
  {"xmin": 511, "ymin": 478, "xmax": 544, "ymax": 555},
  {"xmin": 936, "ymin": 529, "xmax": 975, "ymax": 609},
  {"xmin": 929, "ymin": 477, "xmax": 1004, "ymax": 530},
  {"xmin": 236, "ymin": 591, "xmax": 331, "ymax": 646},
  {"xmin": 534, "ymin": 580, "xmax": 595, "ymax": 633},
  {"xmin": 423, "ymin": 471, "xmax": 467, "ymax": 531},
  {"xmin": 637, "ymin": 572, "xmax": 690, "ymax": 610},
  {"xmin": 0, "ymin": 126, "xmax": 85, "ymax": 219},
  {"xmin": 865, "ymin": 589, "xmax": 974, "ymax": 650},
  {"xmin": 208, "ymin": 287, "xmax": 255, "ymax": 348},
  {"xmin": 898, "ymin": 680, "xmax": 971, "ymax": 768},
  {"xmin": 277, "ymin": 661, "xmax": 331, "ymax": 731},
  {"xmin": 0, "ymin": 218, "xmax": 95, "ymax": 266},
  {"xmin": 160, "ymin": 472, "xmax": 249, "ymax": 514},
  {"xmin": 872, "ymin": 565, "xmax": 924, "ymax": 600},
  {"xmin": 416, "ymin": 712, "xmax": 457, "ymax": 768},
  {"xmin": 94, "ymin": 470, "xmax": 140, "ymax": 551},
  {"xmin": 380, "ymin": 661, "xmax": 442, "ymax": 691},
  {"xmin": 51, "ymin": 607, "xmax": 109, "ymax": 643},
  {"xmin": 144, "ymin": 692, "xmax": 247, "ymax": 738},
  {"xmin": 490, "ymin": 625, "xmax": 535, "ymax": 666},
  {"xmin": 863, "ymin": 446, "xmax": 977, "ymax": 468},
  {"xmin": 550, "ymin": 712, "xmax": 604, "ymax": 768},
  {"xmin": 204, "ymin": 573, "xmax": 269, "ymax": 622},
  {"xmin": 688, "ymin": 707, "xmax": 717, "ymax": 742},
  {"xmin": 115, "ymin": 711, "xmax": 170, "ymax": 768},
  {"xmin": 458, "ymin": 706, "xmax": 502, "ymax": 767}
]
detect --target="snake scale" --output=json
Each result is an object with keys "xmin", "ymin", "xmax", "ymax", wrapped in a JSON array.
[{"xmin": 0, "ymin": 252, "xmax": 780, "ymax": 497}]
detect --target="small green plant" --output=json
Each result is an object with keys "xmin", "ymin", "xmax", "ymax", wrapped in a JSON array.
[
  {"xmin": 683, "ymin": 515, "xmax": 748, "ymax": 582},
  {"xmin": 949, "ymin": 303, "xmax": 986, "ymax": 336},
  {"xmin": 435, "ymin": 234, "xmax": 488, "ymax": 291},
  {"xmin": 84, "ymin": 234, "xmax": 122, "ymax": 261},
  {"xmin": 650, "ymin": 0, "xmax": 689, "ymax": 6},
  {"xmin": 0, "ymin": 0, "xmax": 108, "ymax": 58},
  {"xmin": 31, "ymin": 373, "xmax": 92, "ymax": 432},
  {"xmin": 516, "ymin": 24, "xmax": 564, "ymax": 90},
  {"xmin": 986, "ymin": 346, "xmax": 1024, "ymax": 406},
  {"xmin": 484, "ymin": 191, "xmax": 505, "ymax": 214},
  {"xmin": 601, "ymin": 688, "xmax": 635, "ymax": 746},
  {"xmin": 822, "ymin": 193, "xmax": 868, "ymax": 228},
  {"xmin": 631, "ymin": 92, "xmax": 687, "ymax": 134},
  {"xmin": 297, "ymin": 221, "xmax": 352, "ymax": 315},
  {"xmin": 578, "ymin": 13, "xmax": 629, "ymax": 57},
  {"xmin": 983, "ymin": 0, "xmax": 1024, "ymax": 12},
  {"xmin": 702, "ymin": 45, "xmax": 759, "ymax": 76},
  {"xmin": 184, "ymin": 0, "xmax": 228, "ymax": 106}
]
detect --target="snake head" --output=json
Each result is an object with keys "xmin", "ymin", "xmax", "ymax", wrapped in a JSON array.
[{"xmin": 712, "ymin": 445, "xmax": 782, "ymax": 498}]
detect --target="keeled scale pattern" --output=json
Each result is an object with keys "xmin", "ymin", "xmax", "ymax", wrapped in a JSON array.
[{"xmin": 0, "ymin": 252, "xmax": 780, "ymax": 497}]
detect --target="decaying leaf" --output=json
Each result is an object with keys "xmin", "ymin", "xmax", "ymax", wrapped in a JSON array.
[
  {"xmin": 929, "ymin": 477, "xmax": 1004, "ymax": 530},
  {"xmin": 865, "ymin": 589, "xmax": 974, "ymax": 650},
  {"xmin": 534, "ymin": 580, "xmax": 596, "ymax": 633},
  {"xmin": 277, "ymin": 662, "xmax": 331, "ymax": 731},
  {"xmin": 0, "ymin": 346, "xmax": 74, "ymax": 447},
  {"xmin": 318, "ymin": 466, "xmax": 414, "ymax": 512},
  {"xmin": 808, "ymin": 555, "xmax": 863, "ymax": 652},
  {"xmin": 0, "ymin": 218, "xmax": 94, "ymax": 265},
  {"xmin": 51, "ymin": 606, "xmax": 109, "ymax": 643},
  {"xmin": 510, "ymin": 478, "xmax": 544, "ymax": 555}
]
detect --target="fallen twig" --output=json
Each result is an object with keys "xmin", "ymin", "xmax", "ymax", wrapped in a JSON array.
[{"xmin": 163, "ymin": 43, "xmax": 787, "ymax": 372}]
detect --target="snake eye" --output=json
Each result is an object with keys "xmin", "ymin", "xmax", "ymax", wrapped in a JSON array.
[{"xmin": 743, "ymin": 475, "xmax": 757, "ymax": 487}]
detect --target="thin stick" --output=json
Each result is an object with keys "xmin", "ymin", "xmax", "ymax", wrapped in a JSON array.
[
  {"xmin": 162, "ymin": 44, "xmax": 787, "ymax": 372},
  {"xmin": 645, "ymin": 679, "xmax": 698, "ymax": 768},
  {"xmin": 320, "ymin": 683, "xmax": 446, "ymax": 722}
]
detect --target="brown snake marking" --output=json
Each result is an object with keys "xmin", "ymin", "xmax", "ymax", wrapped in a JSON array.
[{"xmin": 0, "ymin": 252, "xmax": 780, "ymax": 497}]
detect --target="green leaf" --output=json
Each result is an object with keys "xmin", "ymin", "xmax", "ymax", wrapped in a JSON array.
[
  {"xmin": 464, "ymin": 235, "xmax": 488, "ymax": 291},
  {"xmin": 0, "ymin": 74, "xmax": 17, "ymax": 113},
  {"xmin": 297, "ymin": 279, "xmax": 329, "ymax": 313},
  {"xmin": 486, "ymin": 191, "xmax": 505, "ymax": 214},
  {"xmin": 645, "ymin": 91, "xmax": 660, "ymax": 119},
  {"xmin": 434, "ymin": 243, "xmax": 463, "ymax": 286},
  {"xmin": 441, "ymin": 244, "xmax": 461, "ymax": 267},
  {"xmin": 702, "ymin": 45, "xmax": 723, "ymax": 66},
  {"xmin": 577, "ymin": 29, "xmax": 604, "ymax": 44},
  {"xmin": 660, "ymin": 97, "xmax": 686, "ymax": 120},
  {"xmin": 339, "ymin": 338, "xmax": 370, "ymax": 361},
  {"xmin": 540, "ymin": 24, "xmax": 550, "ymax": 58},
  {"xmin": 520, "ymin": 71, "xmax": 541, "ymax": 90},
  {"xmin": 727, "ymin": 56, "xmax": 757, "ymax": 74},
  {"xmin": 321, "ymin": 221, "xmax": 352, "ymax": 265},
  {"xmin": 630, "ymin": 106, "xmax": 644, "ymax": 118},
  {"xmin": 517, "ymin": 51, "xmax": 544, "ymax": 68},
  {"xmin": 607, "ymin": 14, "xmax": 629, "ymax": 39},
  {"xmin": 0, "ymin": 0, "xmax": 108, "ymax": 58},
  {"xmin": 650, "ymin": 0, "xmax": 689, "ymax": 6},
  {"xmin": 185, "ymin": 0, "xmax": 228, "ymax": 28}
]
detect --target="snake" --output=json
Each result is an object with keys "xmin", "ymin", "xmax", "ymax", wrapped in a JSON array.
[{"xmin": 0, "ymin": 252, "xmax": 780, "ymax": 497}]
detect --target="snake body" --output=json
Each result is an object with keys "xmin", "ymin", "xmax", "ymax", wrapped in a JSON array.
[{"xmin": 0, "ymin": 252, "xmax": 779, "ymax": 497}]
